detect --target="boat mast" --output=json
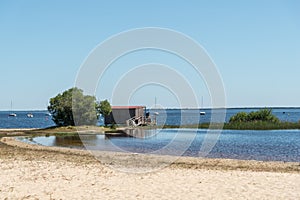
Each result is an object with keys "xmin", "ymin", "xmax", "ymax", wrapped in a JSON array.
[
  {"xmin": 9, "ymin": 100, "xmax": 17, "ymax": 117},
  {"xmin": 10, "ymin": 100, "xmax": 13, "ymax": 113},
  {"xmin": 200, "ymin": 96, "xmax": 206, "ymax": 115}
]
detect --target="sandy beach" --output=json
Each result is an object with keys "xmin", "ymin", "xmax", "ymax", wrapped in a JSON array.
[{"xmin": 1, "ymin": 137, "xmax": 300, "ymax": 199}]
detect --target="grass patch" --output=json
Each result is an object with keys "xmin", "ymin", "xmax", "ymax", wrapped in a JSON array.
[
  {"xmin": 223, "ymin": 121, "xmax": 300, "ymax": 130},
  {"xmin": 18, "ymin": 125, "xmax": 110, "ymax": 137},
  {"xmin": 51, "ymin": 132, "xmax": 79, "ymax": 136},
  {"xmin": 159, "ymin": 121, "xmax": 300, "ymax": 130}
]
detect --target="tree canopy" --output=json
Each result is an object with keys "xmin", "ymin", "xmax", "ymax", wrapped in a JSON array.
[
  {"xmin": 96, "ymin": 100, "xmax": 112, "ymax": 116},
  {"xmin": 48, "ymin": 87, "xmax": 111, "ymax": 126},
  {"xmin": 96, "ymin": 99, "xmax": 112, "ymax": 125}
]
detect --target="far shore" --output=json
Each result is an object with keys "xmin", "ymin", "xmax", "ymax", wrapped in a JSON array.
[{"xmin": 1, "ymin": 120, "xmax": 300, "ymax": 138}]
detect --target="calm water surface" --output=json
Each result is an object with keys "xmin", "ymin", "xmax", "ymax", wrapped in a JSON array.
[
  {"xmin": 4, "ymin": 108, "xmax": 300, "ymax": 162},
  {"xmin": 152, "ymin": 107, "xmax": 300, "ymax": 125},
  {"xmin": 0, "ymin": 111, "xmax": 55, "ymax": 128},
  {"xmin": 19, "ymin": 128, "xmax": 300, "ymax": 162},
  {"xmin": 1, "ymin": 108, "xmax": 300, "ymax": 128}
]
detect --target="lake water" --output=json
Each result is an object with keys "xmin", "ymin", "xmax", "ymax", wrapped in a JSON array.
[
  {"xmin": 152, "ymin": 107, "xmax": 300, "ymax": 125},
  {"xmin": 0, "ymin": 111, "xmax": 55, "ymax": 129},
  {"xmin": 3, "ymin": 108, "xmax": 300, "ymax": 162},
  {"xmin": 19, "ymin": 128, "xmax": 300, "ymax": 162},
  {"xmin": 1, "ymin": 107, "xmax": 300, "ymax": 128}
]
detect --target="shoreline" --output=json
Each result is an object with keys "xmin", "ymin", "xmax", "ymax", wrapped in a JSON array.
[
  {"xmin": 0, "ymin": 126, "xmax": 107, "ymax": 136},
  {"xmin": 1, "ymin": 137, "xmax": 300, "ymax": 199},
  {"xmin": 1, "ymin": 136, "xmax": 300, "ymax": 173},
  {"xmin": 1, "ymin": 122, "xmax": 300, "ymax": 133}
]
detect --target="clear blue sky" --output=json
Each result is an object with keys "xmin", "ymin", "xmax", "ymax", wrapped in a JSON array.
[{"xmin": 1, "ymin": 0, "xmax": 299, "ymax": 110}]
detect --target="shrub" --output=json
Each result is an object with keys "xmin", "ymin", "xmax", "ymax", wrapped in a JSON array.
[{"xmin": 229, "ymin": 109, "xmax": 279, "ymax": 123}]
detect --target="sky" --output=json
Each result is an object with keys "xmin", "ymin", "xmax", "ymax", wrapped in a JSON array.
[{"xmin": 0, "ymin": 0, "xmax": 299, "ymax": 110}]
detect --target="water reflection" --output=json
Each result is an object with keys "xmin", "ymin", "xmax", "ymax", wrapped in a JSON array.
[
  {"xmin": 105, "ymin": 128, "xmax": 158, "ymax": 139},
  {"xmin": 55, "ymin": 135, "xmax": 85, "ymax": 146},
  {"xmin": 19, "ymin": 129, "xmax": 300, "ymax": 162}
]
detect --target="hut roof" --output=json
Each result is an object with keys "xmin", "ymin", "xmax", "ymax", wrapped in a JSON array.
[{"xmin": 111, "ymin": 106, "xmax": 145, "ymax": 109}]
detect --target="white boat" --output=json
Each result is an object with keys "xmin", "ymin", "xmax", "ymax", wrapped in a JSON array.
[
  {"xmin": 27, "ymin": 113, "xmax": 33, "ymax": 118},
  {"xmin": 200, "ymin": 111, "xmax": 206, "ymax": 115},
  {"xmin": 9, "ymin": 113, "xmax": 17, "ymax": 117},
  {"xmin": 9, "ymin": 101, "xmax": 17, "ymax": 117},
  {"xmin": 200, "ymin": 96, "xmax": 206, "ymax": 115}
]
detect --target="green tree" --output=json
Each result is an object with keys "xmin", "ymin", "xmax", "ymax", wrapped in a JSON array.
[
  {"xmin": 96, "ymin": 99, "xmax": 112, "ymax": 126},
  {"xmin": 48, "ymin": 87, "xmax": 98, "ymax": 126}
]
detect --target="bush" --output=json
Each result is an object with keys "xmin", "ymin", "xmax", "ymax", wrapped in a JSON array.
[
  {"xmin": 229, "ymin": 109, "xmax": 279, "ymax": 123},
  {"xmin": 229, "ymin": 112, "xmax": 248, "ymax": 122}
]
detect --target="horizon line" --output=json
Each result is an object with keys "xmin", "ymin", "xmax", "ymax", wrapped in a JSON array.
[{"xmin": 1, "ymin": 106, "xmax": 300, "ymax": 111}]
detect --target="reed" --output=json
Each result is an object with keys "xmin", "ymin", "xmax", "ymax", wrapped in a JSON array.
[{"xmin": 161, "ymin": 121, "xmax": 300, "ymax": 130}]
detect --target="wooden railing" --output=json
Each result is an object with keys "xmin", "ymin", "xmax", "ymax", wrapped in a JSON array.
[
  {"xmin": 126, "ymin": 116, "xmax": 145, "ymax": 127},
  {"xmin": 125, "ymin": 115, "xmax": 155, "ymax": 127}
]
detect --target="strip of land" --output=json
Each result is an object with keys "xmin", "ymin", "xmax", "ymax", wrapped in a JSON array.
[{"xmin": 1, "ymin": 135, "xmax": 300, "ymax": 199}]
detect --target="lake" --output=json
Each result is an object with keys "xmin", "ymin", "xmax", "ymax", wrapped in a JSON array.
[
  {"xmin": 19, "ymin": 128, "xmax": 300, "ymax": 162},
  {"xmin": 0, "ymin": 111, "xmax": 55, "ymax": 129},
  {"xmin": 4, "ymin": 108, "xmax": 300, "ymax": 162},
  {"xmin": 1, "ymin": 107, "xmax": 300, "ymax": 128}
]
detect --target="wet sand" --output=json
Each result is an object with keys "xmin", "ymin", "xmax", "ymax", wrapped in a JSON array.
[{"xmin": 1, "ymin": 137, "xmax": 300, "ymax": 199}]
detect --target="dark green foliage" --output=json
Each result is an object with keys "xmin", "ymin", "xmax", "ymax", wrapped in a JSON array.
[
  {"xmin": 96, "ymin": 99, "xmax": 112, "ymax": 126},
  {"xmin": 48, "ymin": 87, "xmax": 98, "ymax": 126},
  {"xmin": 229, "ymin": 109, "xmax": 279, "ymax": 123},
  {"xmin": 220, "ymin": 108, "xmax": 300, "ymax": 130},
  {"xmin": 96, "ymin": 99, "xmax": 112, "ymax": 116},
  {"xmin": 229, "ymin": 112, "xmax": 248, "ymax": 123},
  {"xmin": 72, "ymin": 88, "xmax": 98, "ymax": 126}
]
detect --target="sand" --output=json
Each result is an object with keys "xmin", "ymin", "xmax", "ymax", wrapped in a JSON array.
[{"xmin": 1, "ymin": 137, "xmax": 300, "ymax": 199}]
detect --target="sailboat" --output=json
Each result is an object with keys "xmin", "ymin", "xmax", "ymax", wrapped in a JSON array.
[
  {"xmin": 9, "ymin": 113, "xmax": 17, "ymax": 117},
  {"xmin": 9, "ymin": 101, "xmax": 17, "ymax": 117},
  {"xmin": 27, "ymin": 113, "xmax": 33, "ymax": 118},
  {"xmin": 200, "ymin": 97, "xmax": 206, "ymax": 115},
  {"xmin": 153, "ymin": 97, "xmax": 159, "ymax": 115}
]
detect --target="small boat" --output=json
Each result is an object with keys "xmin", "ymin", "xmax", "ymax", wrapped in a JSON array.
[
  {"xmin": 200, "ymin": 96, "xmax": 206, "ymax": 115},
  {"xmin": 9, "ymin": 113, "xmax": 17, "ymax": 117},
  {"xmin": 153, "ymin": 97, "xmax": 159, "ymax": 115},
  {"xmin": 9, "ymin": 101, "xmax": 17, "ymax": 117},
  {"xmin": 200, "ymin": 111, "xmax": 206, "ymax": 116},
  {"xmin": 27, "ymin": 113, "xmax": 34, "ymax": 118}
]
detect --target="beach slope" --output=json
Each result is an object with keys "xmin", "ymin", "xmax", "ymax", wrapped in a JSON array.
[{"xmin": 1, "ymin": 137, "xmax": 300, "ymax": 199}]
